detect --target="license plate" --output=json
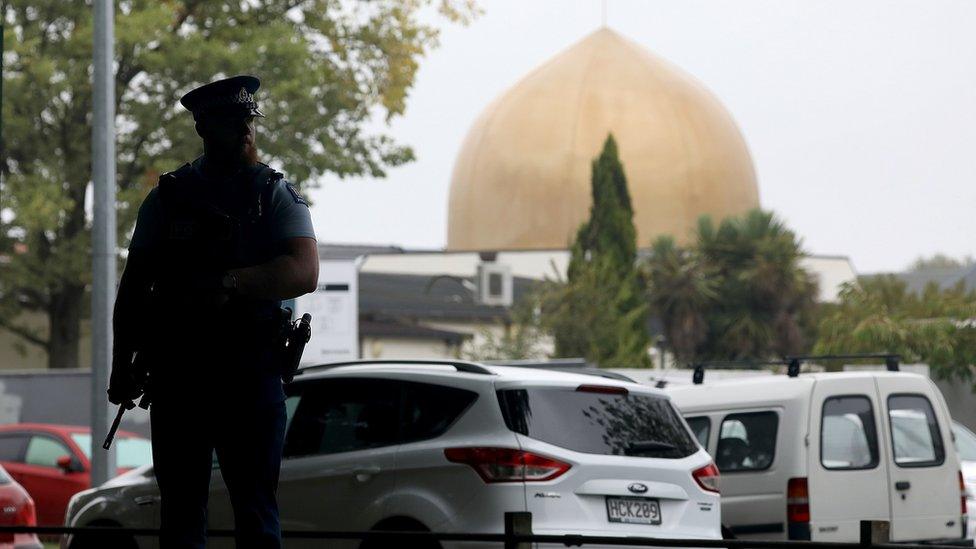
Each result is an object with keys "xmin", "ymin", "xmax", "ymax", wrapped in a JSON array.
[{"xmin": 606, "ymin": 496, "xmax": 661, "ymax": 525}]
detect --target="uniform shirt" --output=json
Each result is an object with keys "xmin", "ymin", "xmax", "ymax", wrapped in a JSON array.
[{"xmin": 130, "ymin": 157, "xmax": 316, "ymax": 251}]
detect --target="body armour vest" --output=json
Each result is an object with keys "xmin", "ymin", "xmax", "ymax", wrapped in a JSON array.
[{"xmin": 151, "ymin": 162, "xmax": 283, "ymax": 346}]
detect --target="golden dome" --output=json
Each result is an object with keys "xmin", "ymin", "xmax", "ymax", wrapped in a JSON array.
[{"xmin": 447, "ymin": 28, "xmax": 759, "ymax": 250}]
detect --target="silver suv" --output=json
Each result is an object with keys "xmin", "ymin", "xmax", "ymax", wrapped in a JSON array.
[{"xmin": 64, "ymin": 360, "xmax": 721, "ymax": 548}]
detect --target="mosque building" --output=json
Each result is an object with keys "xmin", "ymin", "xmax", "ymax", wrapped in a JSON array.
[
  {"xmin": 344, "ymin": 28, "xmax": 856, "ymax": 362},
  {"xmin": 447, "ymin": 28, "xmax": 759, "ymax": 251}
]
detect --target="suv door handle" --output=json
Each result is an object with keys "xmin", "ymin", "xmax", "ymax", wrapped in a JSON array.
[
  {"xmin": 134, "ymin": 495, "xmax": 159, "ymax": 506},
  {"xmin": 353, "ymin": 467, "xmax": 381, "ymax": 482},
  {"xmin": 895, "ymin": 481, "xmax": 911, "ymax": 491}
]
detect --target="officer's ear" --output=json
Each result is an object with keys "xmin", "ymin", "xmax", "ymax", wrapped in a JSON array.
[{"xmin": 194, "ymin": 119, "xmax": 209, "ymax": 139}]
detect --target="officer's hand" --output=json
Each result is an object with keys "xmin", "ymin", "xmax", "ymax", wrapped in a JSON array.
[{"xmin": 108, "ymin": 364, "xmax": 144, "ymax": 405}]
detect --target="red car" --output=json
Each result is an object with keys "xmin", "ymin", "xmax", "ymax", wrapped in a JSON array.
[
  {"xmin": 0, "ymin": 462, "xmax": 41, "ymax": 549},
  {"xmin": 0, "ymin": 424, "xmax": 152, "ymax": 526}
]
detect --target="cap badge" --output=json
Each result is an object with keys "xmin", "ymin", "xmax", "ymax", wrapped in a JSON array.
[{"xmin": 235, "ymin": 87, "xmax": 252, "ymax": 104}]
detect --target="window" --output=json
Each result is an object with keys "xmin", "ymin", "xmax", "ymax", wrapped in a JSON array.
[
  {"xmin": 401, "ymin": 382, "xmax": 477, "ymax": 444},
  {"xmin": 888, "ymin": 394, "xmax": 945, "ymax": 468},
  {"xmin": 284, "ymin": 379, "xmax": 401, "ymax": 458},
  {"xmin": 716, "ymin": 412, "xmax": 778, "ymax": 472},
  {"xmin": 71, "ymin": 434, "xmax": 151, "ymax": 469},
  {"xmin": 685, "ymin": 417, "xmax": 711, "ymax": 449},
  {"xmin": 953, "ymin": 423, "xmax": 976, "ymax": 462},
  {"xmin": 25, "ymin": 436, "xmax": 72, "ymax": 468},
  {"xmin": 497, "ymin": 388, "xmax": 698, "ymax": 458},
  {"xmin": 821, "ymin": 396, "xmax": 879, "ymax": 470},
  {"xmin": 0, "ymin": 435, "xmax": 27, "ymax": 462}
]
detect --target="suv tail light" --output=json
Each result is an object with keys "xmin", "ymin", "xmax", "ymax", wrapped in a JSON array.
[
  {"xmin": 787, "ymin": 477, "xmax": 811, "ymax": 540},
  {"xmin": 692, "ymin": 462, "xmax": 720, "ymax": 493},
  {"xmin": 17, "ymin": 496, "xmax": 36, "ymax": 526},
  {"xmin": 445, "ymin": 447, "xmax": 571, "ymax": 483},
  {"xmin": 960, "ymin": 471, "xmax": 967, "ymax": 516}
]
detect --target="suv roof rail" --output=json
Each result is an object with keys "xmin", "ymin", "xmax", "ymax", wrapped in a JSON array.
[
  {"xmin": 484, "ymin": 358, "xmax": 638, "ymax": 383},
  {"xmin": 295, "ymin": 359, "xmax": 495, "ymax": 377},
  {"xmin": 484, "ymin": 358, "xmax": 588, "ymax": 368},
  {"xmin": 783, "ymin": 353, "xmax": 900, "ymax": 377}
]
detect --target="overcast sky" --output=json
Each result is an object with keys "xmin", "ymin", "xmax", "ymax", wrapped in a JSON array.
[{"xmin": 305, "ymin": 0, "xmax": 976, "ymax": 274}]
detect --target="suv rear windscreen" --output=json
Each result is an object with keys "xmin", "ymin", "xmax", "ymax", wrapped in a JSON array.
[{"xmin": 497, "ymin": 387, "xmax": 698, "ymax": 458}]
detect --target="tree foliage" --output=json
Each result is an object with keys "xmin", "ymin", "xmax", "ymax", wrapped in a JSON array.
[
  {"xmin": 547, "ymin": 134, "xmax": 650, "ymax": 368},
  {"xmin": 814, "ymin": 276, "xmax": 976, "ymax": 383},
  {"xmin": 642, "ymin": 236, "xmax": 716, "ymax": 364},
  {"xmin": 644, "ymin": 209, "xmax": 819, "ymax": 363},
  {"xmin": 0, "ymin": 0, "xmax": 477, "ymax": 368},
  {"xmin": 462, "ymin": 296, "xmax": 548, "ymax": 362}
]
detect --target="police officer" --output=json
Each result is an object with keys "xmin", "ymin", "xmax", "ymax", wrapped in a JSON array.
[{"xmin": 108, "ymin": 75, "xmax": 319, "ymax": 549}]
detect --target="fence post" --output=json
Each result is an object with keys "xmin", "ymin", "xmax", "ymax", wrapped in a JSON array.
[
  {"xmin": 504, "ymin": 512, "xmax": 532, "ymax": 549},
  {"xmin": 860, "ymin": 520, "xmax": 890, "ymax": 547}
]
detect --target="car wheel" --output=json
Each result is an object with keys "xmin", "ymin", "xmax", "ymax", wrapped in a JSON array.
[
  {"xmin": 69, "ymin": 521, "xmax": 139, "ymax": 549},
  {"xmin": 360, "ymin": 517, "xmax": 441, "ymax": 549}
]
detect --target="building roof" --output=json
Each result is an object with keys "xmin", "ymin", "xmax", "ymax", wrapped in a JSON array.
[
  {"xmin": 317, "ymin": 243, "xmax": 406, "ymax": 260},
  {"xmin": 447, "ymin": 28, "xmax": 758, "ymax": 251},
  {"xmin": 891, "ymin": 264, "xmax": 976, "ymax": 294},
  {"xmin": 359, "ymin": 272, "xmax": 539, "ymax": 321},
  {"xmin": 359, "ymin": 319, "xmax": 470, "ymax": 343}
]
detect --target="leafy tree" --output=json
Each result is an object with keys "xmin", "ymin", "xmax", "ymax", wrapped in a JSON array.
[
  {"xmin": 0, "ymin": 0, "xmax": 477, "ymax": 368},
  {"xmin": 549, "ymin": 134, "xmax": 650, "ymax": 368},
  {"xmin": 814, "ymin": 275, "xmax": 976, "ymax": 383},
  {"xmin": 643, "ymin": 209, "xmax": 818, "ymax": 362},
  {"xmin": 462, "ymin": 296, "xmax": 548, "ymax": 361},
  {"xmin": 695, "ymin": 210, "xmax": 818, "ymax": 360},
  {"xmin": 642, "ymin": 236, "xmax": 716, "ymax": 364}
]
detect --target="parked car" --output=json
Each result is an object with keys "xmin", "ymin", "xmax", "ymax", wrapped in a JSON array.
[
  {"xmin": 669, "ymin": 370, "xmax": 969, "ymax": 545},
  {"xmin": 65, "ymin": 359, "xmax": 721, "ymax": 549},
  {"xmin": 0, "ymin": 423, "xmax": 152, "ymax": 526},
  {"xmin": 0, "ymin": 463, "xmax": 42, "ymax": 549},
  {"xmin": 952, "ymin": 421, "xmax": 976, "ymax": 539}
]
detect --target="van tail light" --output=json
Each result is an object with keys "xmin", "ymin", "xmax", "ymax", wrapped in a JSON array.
[
  {"xmin": 692, "ymin": 463, "xmax": 720, "ymax": 493},
  {"xmin": 960, "ymin": 471, "xmax": 968, "ymax": 516},
  {"xmin": 787, "ymin": 477, "xmax": 811, "ymax": 540},
  {"xmin": 445, "ymin": 447, "xmax": 571, "ymax": 483}
]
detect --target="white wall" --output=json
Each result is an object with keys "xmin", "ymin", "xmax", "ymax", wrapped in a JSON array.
[{"xmin": 360, "ymin": 337, "xmax": 460, "ymax": 359}]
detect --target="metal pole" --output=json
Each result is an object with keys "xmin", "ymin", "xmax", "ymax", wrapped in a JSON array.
[{"xmin": 91, "ymin": 0, "xmax": 117, "ymax": 488}]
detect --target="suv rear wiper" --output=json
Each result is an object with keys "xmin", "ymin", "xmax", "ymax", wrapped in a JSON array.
[{"xmin": 626, "ymin": 440, "xmax": 677, "ymax": 453}]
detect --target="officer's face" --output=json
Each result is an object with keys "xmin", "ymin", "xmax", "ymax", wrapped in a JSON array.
[{"xmin": 201, "ymin": 115, "xmax": 257, "ymax": 165}]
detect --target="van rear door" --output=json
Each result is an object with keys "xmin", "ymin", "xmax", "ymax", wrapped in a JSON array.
[
  {"xmin": 808, "ymin": 378, "xmax": 890, "ymax": 541},
  {"xmin": 876, "ymin": 376, "xmax": 962, "ymax": 542}
]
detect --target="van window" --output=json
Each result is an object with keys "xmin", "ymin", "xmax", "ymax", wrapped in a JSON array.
[
  {"xmin": 953, "ymin": 423, "xmax": 976, "ymax": 462},
  {"xmin": 497, "ymin": 388, "xmax": 698, "ymax": 458},
  {"xmin": 685, "ymin": 417, "xmax": 711, "ymax": 448},
  {"xmin": 888, "ymin": 394, "xmax": 945, "ymax": 468},
  {"xmin": 821, "ymin": 396, "xmax": 879, "ymax": 470},
  {"xmin": 716, "ymin": 412, "xmax": 778, "ymax": 472}
]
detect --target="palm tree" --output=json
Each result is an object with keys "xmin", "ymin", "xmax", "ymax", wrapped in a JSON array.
[
  {"xmin": 698, "ymin": 210, "xmax": 818, "ymax": 360},
  {"xmin": 643, "ymin": 236, "xmax": 716, "ymax": 364}
]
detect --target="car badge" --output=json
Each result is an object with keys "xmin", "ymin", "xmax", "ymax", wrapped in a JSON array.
[{"xmin": 628, "ymin": 482, "xmax": 649, "ymax": 494}]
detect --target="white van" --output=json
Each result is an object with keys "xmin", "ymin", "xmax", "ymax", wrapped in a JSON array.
[{"xmin": 668, "ymin": 370, "xmax": 969, "ymax": 545}]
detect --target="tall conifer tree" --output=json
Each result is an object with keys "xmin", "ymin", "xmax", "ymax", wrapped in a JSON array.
[{"xmin": 552, "ymin": 135, "xmax": 651, "ymax": 367}]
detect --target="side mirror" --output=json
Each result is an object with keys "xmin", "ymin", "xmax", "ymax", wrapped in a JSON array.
[{"xmin": 56, "ymin": 455, "xmax": 83, "ymax": 474}]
